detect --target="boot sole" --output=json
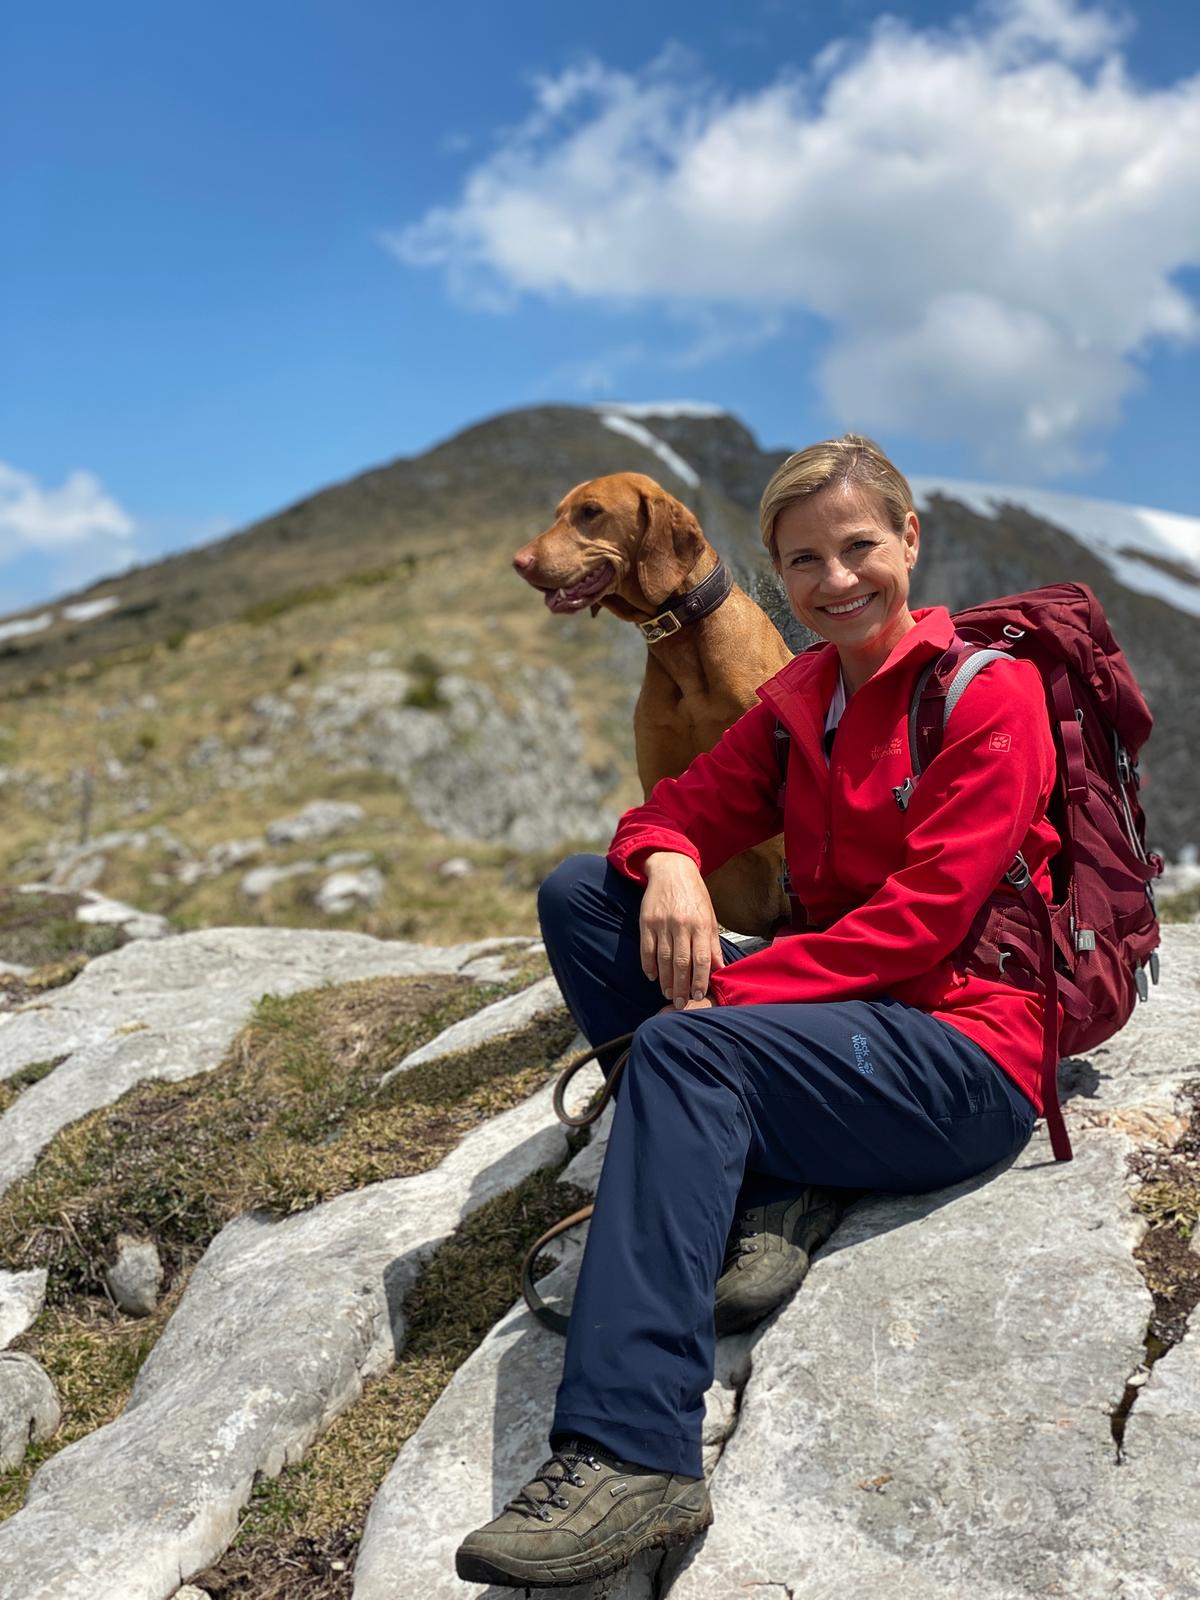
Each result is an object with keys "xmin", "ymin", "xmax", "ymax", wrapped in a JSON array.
[{"xmin": 455, "ymin": 1498, "xmax": 713, "ymax": 1588}]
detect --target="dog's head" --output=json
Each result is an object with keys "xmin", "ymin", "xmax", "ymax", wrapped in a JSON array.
[{"xmin": 513, "ymin": 472, "xmax": 706, "ymax": 617}]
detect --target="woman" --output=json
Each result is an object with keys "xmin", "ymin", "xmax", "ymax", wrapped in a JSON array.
[{"xmin": 456, "ymin": 435, "xmax": 1058, "ymax": 1591}]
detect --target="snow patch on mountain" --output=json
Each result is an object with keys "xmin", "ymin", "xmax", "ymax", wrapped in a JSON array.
[
  {"xmin": 61, "ymin": 595, "xmax": 120, "ymax": 623},
  {"xmin": 912, "ymin": 477, "xmax": 1200, "ymax": 619},
  {"xmin": 598, "ymin": 400, "xmax": 726, "ymax": 420},
  {"xmin": 0, "ymin": 612, "xmax": 52, "ymax": 645},
  {"xmin": 596, "ymin": 412, "xmax": 700, "ymax": 487}
]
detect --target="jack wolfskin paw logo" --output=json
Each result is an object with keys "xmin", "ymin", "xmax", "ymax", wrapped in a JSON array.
[{"xmin": 988, "ymin": 733, "xmax": 1012, "ymax": 752}]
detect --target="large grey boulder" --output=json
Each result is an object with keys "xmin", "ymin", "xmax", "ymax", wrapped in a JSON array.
[
  {"xmin": 0, "ymin": 1351, "xmax": 60, "ymax": 1471},
  {"xmin": 667, "ymin": 927, "xmax": 1200, "ymax": 1600},
  {"xmin": 354, "ymin": 929, "xmax": 1200, "ymax": 1600},
  {"xmin": 0, "ymin": 928, "xmax": 541, "ymax": 1204},
  {"xmin": 0, "ymin": 1076, "xmax": 572, "ymax": 1600}
]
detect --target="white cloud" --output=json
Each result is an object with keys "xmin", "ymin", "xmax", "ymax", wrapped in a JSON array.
[
  {"xmin": 0, "ymin": 463, "xmax": 135, "ymax": 561},
  {"xmin": 390, "ymin": 0, "xmax": 1200, "ymax": 476}
]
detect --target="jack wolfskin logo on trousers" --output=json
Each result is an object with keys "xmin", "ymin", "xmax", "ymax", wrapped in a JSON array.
[{"xmin": 851, "ymin": 1033, "xmax": 875, "ymax": 1075}]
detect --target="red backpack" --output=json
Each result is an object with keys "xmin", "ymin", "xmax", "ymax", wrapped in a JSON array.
[{"xmin": 901, "ymin": 582, "xmax": 1162, "ymax": 1162}]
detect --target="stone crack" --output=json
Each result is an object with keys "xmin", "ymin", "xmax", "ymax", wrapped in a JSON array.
[{"xmin": 1112, "ymin": 1073, "xmax": 1200, "ymax": 1463}]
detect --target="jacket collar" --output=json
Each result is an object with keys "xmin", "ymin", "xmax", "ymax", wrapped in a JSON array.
[{"xmin": 758, "ymin": 607, "xmax": 955, "ymax": 755}]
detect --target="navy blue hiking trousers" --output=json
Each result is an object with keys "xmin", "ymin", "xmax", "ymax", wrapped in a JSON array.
[{"xmin": 538, "ymin": 854, "xmax": 1036, "ymax": 1478}]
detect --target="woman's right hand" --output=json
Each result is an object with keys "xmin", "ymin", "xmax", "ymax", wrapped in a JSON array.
[{"xmin": 639, "ymin": 852, "xmax": 726, "ymax": 1007}]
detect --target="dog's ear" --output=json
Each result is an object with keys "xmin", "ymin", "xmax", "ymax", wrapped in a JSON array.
[{"xmin": 635, "ymin": 492, "xmax": 705, "ymax": 606}]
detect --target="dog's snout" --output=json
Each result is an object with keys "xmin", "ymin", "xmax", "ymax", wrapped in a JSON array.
[{"xmin": 512, "ymin": 548, "xmax": 534, "ymax": 573}]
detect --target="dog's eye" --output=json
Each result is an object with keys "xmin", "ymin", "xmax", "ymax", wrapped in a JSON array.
[{"xmin": 579, "ymin": 504, "xmax": 602, "ymax": 519}]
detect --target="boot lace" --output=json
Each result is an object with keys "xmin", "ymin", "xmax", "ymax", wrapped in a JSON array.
[{"xmin": 505, "ymin": 1448, "xmax": 597, "ymax": 1521}]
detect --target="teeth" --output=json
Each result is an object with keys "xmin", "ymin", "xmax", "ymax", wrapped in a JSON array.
[{"xmin": 823, "ymin": 595, "xmax": 873, "ymax": 616}]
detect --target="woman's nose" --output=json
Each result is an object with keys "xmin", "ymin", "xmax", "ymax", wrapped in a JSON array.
[{"xmin": 821, "ymin": 560, "xmax": 857, "ymax": 592}]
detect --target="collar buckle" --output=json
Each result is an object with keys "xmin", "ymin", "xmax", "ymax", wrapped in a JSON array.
[{"xmin": 639, "ymin": 610, "xmax": 683, "ymax": 643}]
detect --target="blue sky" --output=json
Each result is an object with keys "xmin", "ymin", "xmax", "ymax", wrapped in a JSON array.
[{"xmin": 2, "ymin": 0, "xmax": 1199, "ymax": 614}]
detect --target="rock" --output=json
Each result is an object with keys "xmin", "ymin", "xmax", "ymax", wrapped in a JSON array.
[
  {"xmin": 437, "ymin": 856, "xmax": 474, "ymax": 879},
  {"xmin": 239, "ymin": 861, "xmax": 316, "ymax": 899},
  {"xmin": 265, "ymin": 800, "xmax": 365, "ymax": 846},
  {"xmin": 304, "ymin": 665, "xmax": 617, "ymax": 851},
  {"xmin": 0, "ymin": 959, "xmax": 32, "ymax": 978},
  {"xmin": 0, "ymin": 1351, "xmax": 60, "ymax": 1471},
  {"xmin": 666, "ymin": 927, "xmax": 1200, "ymax": 1600},
  {"xmin": 0, "ymin": 928, "xmax": 547, "ymax": 1206},
  {"xmin": 0, "ymin": 1269, "xmax": 48, "ymax": 1349},
  {"xmin": 105, "ymin": 1236, "xmax": 164, "ymax": 1317},
  {"xmin": 378, "ymin": 975, "xmax": 567, "ymax": 1088},
  {"xmin": 0, "ymin": 1082, "xmax": 571, "ymax": 1600},
  {"xmin": 352, "ymin": 1092, "xmax": 754, "ymax": 1599},
  {"xmin": 74, "ymin": 893, "xmax": 169, "ymax": 941},
  {"xmin": 174, "ymin": 1589, "xmax": 212, "ymax": 1600},
  {"xmin": 324, "ymin": 850, "xmax": 374, "ymax": 871},
  {"xmin": 315, "ymin": 868, "xmax": 385, "ymax": 916},
  {"xmin": 355, "ymin": 928, "xmax": 1200, "ymax": 1600}
]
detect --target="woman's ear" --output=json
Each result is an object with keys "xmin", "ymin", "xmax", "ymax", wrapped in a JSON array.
[
  {"xmin": 636, "ymin": 492, "xmax": 705, "ymax": 606},
  {"xmin": 903, "ymin": 510, "xmax": 920, "ymax": 571}
]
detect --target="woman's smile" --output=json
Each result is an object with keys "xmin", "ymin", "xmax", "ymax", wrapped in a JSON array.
[{"xmin": 818, "ymin": 592, "xmax": 877, "ymax": 618}]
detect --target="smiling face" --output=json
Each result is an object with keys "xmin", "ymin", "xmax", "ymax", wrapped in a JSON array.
[{"xmin": 773, "ymin": 482, "xmax": 920, "ymax": 686}]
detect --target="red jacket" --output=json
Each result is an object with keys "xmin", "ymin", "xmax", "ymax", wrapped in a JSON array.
[{"xmin": 608, "ymin": 607, "xmax": 1060, "ymax": 1112}]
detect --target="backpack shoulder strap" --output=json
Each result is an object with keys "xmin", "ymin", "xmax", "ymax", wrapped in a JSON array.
[{"xmin": 909, "ymin": 642, "xmax": 1016, "ymax": 781}]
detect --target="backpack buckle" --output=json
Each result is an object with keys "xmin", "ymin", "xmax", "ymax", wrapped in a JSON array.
[
  {"xmin": 892, "ymin": 776, "xmax": 915, "ymax": 812},
  {"xmin": 1004, "ymin": 853, "xmax": 1031, "ymax": 891}
]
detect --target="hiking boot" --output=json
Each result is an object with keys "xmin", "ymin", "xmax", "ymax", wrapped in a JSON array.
[
  {"xmin": 714, "ymin": 1185, "xmax": 849, "ymax": 1337},
  {"xmin": 454, "ymin": 1437, "xmax": 712, "ymax": 1589}
]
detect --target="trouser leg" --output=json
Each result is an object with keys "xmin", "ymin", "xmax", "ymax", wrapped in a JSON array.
[
  {"xmin": 536, "ymin": 853, "xmax": 746, "ymax": 1072},
  {"xmin": 550, "ymin": 998, "xmax": 1035, "ymax": 1477}
]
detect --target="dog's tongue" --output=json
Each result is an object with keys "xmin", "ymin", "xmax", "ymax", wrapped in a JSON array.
[{"xmin": 543, "ymin": 564, "xmax": 611, "ymax": 613}]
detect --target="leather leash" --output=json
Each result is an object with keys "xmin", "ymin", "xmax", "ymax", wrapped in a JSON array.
[{"xmin": 521, "ymin": 1032, "xmax": 634, "ymax": 1334}]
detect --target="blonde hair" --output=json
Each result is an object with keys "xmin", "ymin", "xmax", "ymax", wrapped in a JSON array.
[{"xmin": 759, "ymin": 434, "xmax": 914, "ymax": 564}]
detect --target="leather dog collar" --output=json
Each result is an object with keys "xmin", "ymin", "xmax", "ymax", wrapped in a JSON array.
[{"xmin": 638, "ymin": 559, "xmax": 734, "ymax": 644}]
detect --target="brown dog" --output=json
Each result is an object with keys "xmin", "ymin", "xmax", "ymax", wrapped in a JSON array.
[{"xmin": 513, "ymin": 471, "xmax": 793, "ymax": 938}]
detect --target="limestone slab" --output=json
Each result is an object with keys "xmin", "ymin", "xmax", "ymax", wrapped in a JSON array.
[
  {"xmin": 667, "ymin": 927, "xmax": 1200, "ymax": 1600},
  {"xmin": 379, "ymin": 975, "xmax": 567, "ymax": 1088},
  {"xmin": 0, "ymin": 927, "xmax": 539, "ymax": 1203},
  {"xmin": 0, "ymin": 1080, "xmax": 571, "ymax": 1600},
  {"xmin": 352, "ymin": 1090, "xmax": 754, "ymax": 1600}
]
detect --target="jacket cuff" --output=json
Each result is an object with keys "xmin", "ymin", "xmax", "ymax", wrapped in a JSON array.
[{"xmin": 607, "ymin": 830, "xmax": 703, "ymax": 884}]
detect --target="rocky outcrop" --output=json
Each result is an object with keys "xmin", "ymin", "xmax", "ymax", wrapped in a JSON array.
[
  {"xmin": 0, "ymin": 928, "xmax": 540, "ymax": 1204},
  {"xmin": 0, "ymin": 976, "xmax": 577, "ymax": 1600},
  {"xmin": 353, "ymin": 928, "xmax": 1200, "ymax": 1600}
]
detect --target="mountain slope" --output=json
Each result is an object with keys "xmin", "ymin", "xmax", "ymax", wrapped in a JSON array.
[{"xmin": 0, "ymin": 403, "xmax": 1195, "ymax": 860}]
